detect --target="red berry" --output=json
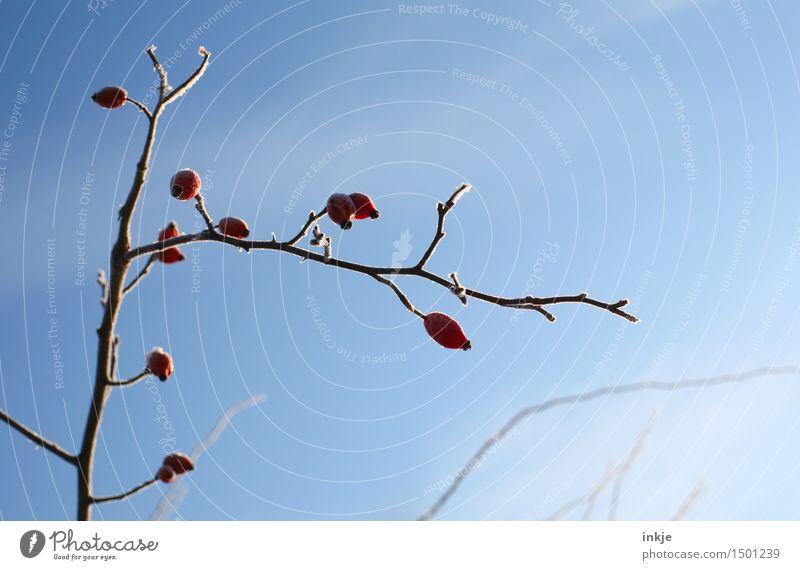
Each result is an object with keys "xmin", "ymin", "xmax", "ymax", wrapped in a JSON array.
[
  {"xmin": 157, "ymin": 465, "xmax": 176, "ymax": 484},
  {"xmin": 326, "ymin": 193, "xmax": 356, "ymax": 229},
  {"xmin": 163, "ymin": 452, "xmax": 195, "ymax": 475},
  {"xmin": 170, "ymin": 169, "xmax": 202, "ymax": 200},
  {"xmin": 157, "ymin": 221, "xmax": 185, "ymax": 264},
  {"xmin": 350, "ymin": 193, "xmax": 380, "ymax": 220},
  {"xmin": 91, "ymin": 86, "xmax": 127, "ymax": 109},
  {"xmin": 217, "ymin": 217, "xmax": 250, "ymax": 239},
  {"xmin": 146, "ymin": 347, "xmax": 174, "ymax": 381},
  {"xmin": 424, "ymin": 312, "xmax": 471, "ymax": 350}
]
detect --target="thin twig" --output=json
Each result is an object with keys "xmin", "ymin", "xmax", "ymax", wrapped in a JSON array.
[
  {"xmin": 124, "ymin": 97, "xmax": 152, "ymax": 120},
  {"xmin": 108, "ymin": 370, "xmax": 150, "ymax": 388},
  {"xmin": 162, "ymin": 46, "xmax": 210, "ymax": 105},
  {"xmin": 146, "ymin": 45, "xmax": 169, "ymax": 99},
  {"xmin": 416, "ymin": 182, "xmax": 470, "ymax": 269},
  {"xmin": 122, "ymin": 255, "xmax": 155, "ymax": 297},
  {"xmin": 0, "ymin": 409, "xmax": 77, "ymax": 465},
  {"xmin": 194, "ymin": 194, "xmax": 215, "ymax": 232},
  {"xmin": 416, "ymin": 365, "xmax": 800, "ymax": 520},
  {"xmin": 287, "ymin": 208, "xmax": 328, "ymax": 246},
  {"xmin": 92, "ymin": 476, "xmax": 158, "ymax": 504},
  {"xmin": 373, "ymin": 275, "xmax": 427, "ymax": 319}
]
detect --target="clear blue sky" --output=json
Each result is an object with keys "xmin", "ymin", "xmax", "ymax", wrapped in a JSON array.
[{"xmin": 1, "ymin": 0, "xmax": 799, "ymax": 521}]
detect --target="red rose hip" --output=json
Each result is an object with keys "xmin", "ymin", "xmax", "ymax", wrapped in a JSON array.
[
  {"xmin": 423, "ymin": 312, "xmax": 471, "ymax": 350},
  {"xmin": 217, "ymin": 217, "xmax": 250, "ymax": 239},
  {"xmin": 170, "ymin": 169, "xmax": 202, "ymax": 200},
  {"xmin": 91, "ymin": 86, "xmax": 127, "ymax": 109},
  {"xmin": 157, "ymin": 465, "xmax": 176, "ymax": 483},
  {"xmin": 350, "ymin": 192, "xmax": 380, "ymax": 220},
  {"xmin": 146, "ymin": 347, "xmax": 174, "ymax": 381},
  {"xmin": 326, "ymin": 193, "xmax": 356, "ymax": 229},
  {"xmin": 157, "ymin": 221, "xmax": 185, "ymax": 264},
  {"xmin": 163, "ymin": 452, "xmax": 195, "ymax": 474}
]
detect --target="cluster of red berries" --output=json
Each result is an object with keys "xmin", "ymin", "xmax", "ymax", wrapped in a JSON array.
[
  {"xmin": 155, "ymin": 169, "xmax": 251, "ymax": 264},
  {"xmin": 326, "ymin": 192, "xmax": 380, "ymax": 229},
  {"xmin": 156, "ymin": 452, "xmax": 195, "ymax": 484},
  {"xmin": 92, "ymin": 82, "xmax": 470, "ymax": 352}
]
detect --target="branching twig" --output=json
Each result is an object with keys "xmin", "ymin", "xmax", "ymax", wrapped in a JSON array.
[
  {"xmin": 416, "ymin": 182, "xmax": 470, "ymax": 269},
  {"xmin": 162, "ymin": 46, "xmax": 210, "ymax": 106},
  {"xmin": 125, "ymin": 232, "xmax": 636, "ymax": 323},
  {"xmin": 0, "ymin": 409, "xmax": 77, "ymax": 465},
  {"xmin": 287, "ymin": 209, "xmax": 327, "ymax": 246},
  {"xmin": 122, "ymin": 255, "xmax": 155, "ymax": 297},
  {"xmin": 417, "ymin": 366, "xmax": 800, "ymax": 520},
  {"xmin": 92, "ymin": 476, "xmax": 158, "ymax": 504}
]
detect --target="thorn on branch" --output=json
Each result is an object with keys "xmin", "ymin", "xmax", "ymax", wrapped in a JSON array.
[{"xmin": 96, "ymin": 270, "xmax": 107, "ymax": 306}]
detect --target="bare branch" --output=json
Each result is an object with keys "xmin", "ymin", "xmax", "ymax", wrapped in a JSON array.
[
  {"xmin": 0, "ymin": 409, "xmax": 77, "ymax": 465},
  {"xmin": 145, "ymin": 45, "xmax": 169, "ymax": 100},
  {"xmin": 122, "ymin": 255, "xmax": 156, "ymax": 297},
  {"xmin": 608, "ymin": 412, "xmax": 659, "ymax": 520},
  {"xmin": 125, "ymin": 231, "xmax": 635, "ymax": 323},
  {"xmin": 287, "ymin": 208, "xmax": 328, "ymax": 246},
  {"xmin": 416, "ymin": 182, "xmax": 470, "ymax": 269},
  {"xmin": 108, "ymin": 369, "xmax": 150, "ymax": 388},
  {"xmin": 417, "ymin": 365, "xmax": 800, "ymax": 520},
  {"xmin": 124, "ymin": 97, "xmax": 152, "ymax": 120},
  {"xmin": 92, "ymin": 476, "xmax": 158, "ymax": 504},
  {"xmin": 373, "ymin": 275, "xmax": 426, "ymax": 319},
  {"xmin": 163, "ymin": 47, "xmax": 210, "ymax": 106}
]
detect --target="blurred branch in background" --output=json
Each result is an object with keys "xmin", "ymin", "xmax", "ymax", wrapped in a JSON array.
[
  {"xmin": 150, "ymin": 394, "xmax": 266, "ymax": 521},
  {"xmin": 418, "ymin": 366, "xmax": 800, "ymax": 521}
]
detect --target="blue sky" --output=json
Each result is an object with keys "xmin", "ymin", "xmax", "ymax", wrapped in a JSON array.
[{"xmin": 1, "ymin": 0, "xmax": 799, "ymax": 520}]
